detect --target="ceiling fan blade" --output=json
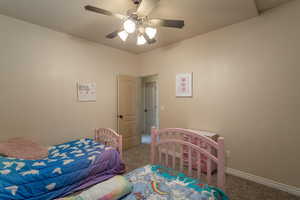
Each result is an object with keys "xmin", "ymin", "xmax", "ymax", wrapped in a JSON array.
[
  {"xmin": 106, "ymin": 30, "xmax": 120, "ymax": 39},
  {"xmin": 149, "ymin": 19, "xmax": 184, "ymax": 29},
  {"xmin": 136, "ymin": 0, "xmax": 160, "ymax": 16},
  {"xmin": 143, "ymin": 33, "xmax": 156, "ymax": 44},
  {"xmin": 85, "ymin": 5, "xmax": 125, "ymax": 20}
]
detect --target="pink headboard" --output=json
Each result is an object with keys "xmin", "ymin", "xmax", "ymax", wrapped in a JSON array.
[
  {"xmin": 151, "ymin": 127, "xmax": 225, "ymax": 190},
  {"xmin": 94, "ymin": 128, "xmax": 123, "ymax": 159}
]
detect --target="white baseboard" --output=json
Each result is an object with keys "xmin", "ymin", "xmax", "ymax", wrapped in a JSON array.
[{"xmin": 226, "ymin": 168, "xmax": 300, "ymax": 197}]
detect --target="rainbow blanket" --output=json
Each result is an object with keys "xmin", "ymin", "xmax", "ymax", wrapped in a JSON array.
[{"xmin": 122, "ymin": 165, "xmax": 229, "ymax": 200}]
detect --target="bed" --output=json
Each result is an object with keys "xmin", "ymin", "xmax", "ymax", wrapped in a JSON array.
[
  {"xmin": 0, "ymin": 128, "xmax": 124, "ymax": 200},
  {"xmin": 122, "ymin": 128, "xmax": 228, "ymax": 200}
]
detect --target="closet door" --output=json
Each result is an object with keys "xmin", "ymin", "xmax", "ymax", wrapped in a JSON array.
[{"xmin": 117, "ymin": 75, "xmax": 140, "ymax": 150}]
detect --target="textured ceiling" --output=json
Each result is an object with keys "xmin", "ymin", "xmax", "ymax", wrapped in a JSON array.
[{"xmin": 0, "ymin": 0, "xmax": 292, "ymax": 54}]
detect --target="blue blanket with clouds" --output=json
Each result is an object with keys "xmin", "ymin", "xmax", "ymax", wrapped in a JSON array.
[{"xmin": 0, "ymin": 138, "xmax": 125, "ymax": 200}]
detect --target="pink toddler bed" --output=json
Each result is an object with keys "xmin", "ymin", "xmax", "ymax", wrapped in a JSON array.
[{"xmin": 150, "ymin": 127, "xmax": 225, "ymax": 190}]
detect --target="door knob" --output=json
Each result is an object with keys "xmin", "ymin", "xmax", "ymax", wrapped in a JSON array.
[{"xmin": 118, "ymin": 115, "xmax": 124, "ymax": 119}]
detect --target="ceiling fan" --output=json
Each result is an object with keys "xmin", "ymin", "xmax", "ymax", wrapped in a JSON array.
[{"xmin": 84, "ymin": 0, "xmax": 184, "ymax": 46}]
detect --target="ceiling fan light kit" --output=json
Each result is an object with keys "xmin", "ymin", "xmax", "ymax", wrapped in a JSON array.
[
  {"xmin": 137, "ymin": 34, "xmax": 147, "ymax": 45},
  {"xmin": 123, "ymin": 19, "xmax": 136, "ymax": 33},
  {"xmin": 145, "ymin": 27, "xmax": 157, "ymax": 39},
  {"xmin": 84, "ymin": 0, "xmax": 184, "ymax": 46},
  {"xmin": 118, "ymin": 30, "xmax": 129, "ymax": 42}
]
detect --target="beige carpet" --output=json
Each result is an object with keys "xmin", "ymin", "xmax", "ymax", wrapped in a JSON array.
[{"xmin": 123, "ymin": 144, "xmax": 299, "ymax": 200}]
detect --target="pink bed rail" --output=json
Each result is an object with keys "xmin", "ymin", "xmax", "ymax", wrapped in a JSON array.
[
  {"xmin": 94, "ymin": 128, "xmax": 123, "ymax": 159},
  {"xmin": 151, "ymin": 127, "xmax": 225, "ymax": 190}
]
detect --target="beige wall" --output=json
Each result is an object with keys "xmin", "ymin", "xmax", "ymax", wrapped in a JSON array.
[
  {"xmin": 0, "ymin": 0, "xmax": 299, "ymax": 189},
  {"xmin": 139, "ymin": 1, "xmax": 300, "ymax": 187},
  {"xmin": 0, "ymin": 14, "xmax": 139, "ymax": 146}
]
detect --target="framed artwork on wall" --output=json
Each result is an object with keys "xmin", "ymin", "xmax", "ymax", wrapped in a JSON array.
[
  {"xmin": 176, "ymin": 73, "xmax": 193, "ymax": 97},
  {"xmin": 77, "ymin": 81, "xmax": 96, "ymax": 102}
]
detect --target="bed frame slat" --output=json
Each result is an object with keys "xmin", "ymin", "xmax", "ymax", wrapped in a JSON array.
[
  {"xmin": 188, "ymin": 136, "xmax": 192, "ymax": 177},
  {"xmin": 217, "ymin": 137, "xmax": 225, "ymax": 190},
  {"xmin": 180, "ymin": 139, "xmax": 183, "ymax": 172},
  {"xmin": 197, "ymin": 138, "xmax": 201, "ymax": 179},
  {"xmin": 172, "ymin": 143, "xmax": 176, "ymax": 169},
  {"xmin": 151, "ymin": 127, "xmax": 157, "ymax": 164},
  {"xmin": 159, "ymin": 146, "xmax": 162, "ymax": 164},
  {"xmin": 207, "ymin": 145, "xmax": 212, "ymax": 184},
  {"xmin": 165, "ymin": 132, "xmax": 170, "ymax": 167}
]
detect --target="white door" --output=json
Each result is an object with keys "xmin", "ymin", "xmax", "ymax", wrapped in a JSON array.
[
  {"xmin": 144, "ymin": 81, "xmax": 158, "ymax": 135},
  {"xmin": 117, "ymin": 75, "xmax": 140, "ymax": 150}
]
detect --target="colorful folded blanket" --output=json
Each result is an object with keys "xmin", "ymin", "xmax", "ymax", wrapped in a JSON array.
[
  {"xmin": 59, "ymin": 175, "xmax": 132, "ymax": 200},
  {"xmin": 123, "ymin": 165, "xmax": 229, "ymax": 200}
]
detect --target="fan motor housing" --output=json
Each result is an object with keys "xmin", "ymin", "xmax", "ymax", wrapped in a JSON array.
[{"xmin": 132, "ymin": 0, "xmax": 141, "ymax": 5}]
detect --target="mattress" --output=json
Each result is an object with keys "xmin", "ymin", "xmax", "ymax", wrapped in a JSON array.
[
  {"xmin": 0, "ymin": 138, "xmax": 125, "ymax": 200},
  {"xmin": 123, "ymin": 165, "xmax": 228, "ymax": 200}
]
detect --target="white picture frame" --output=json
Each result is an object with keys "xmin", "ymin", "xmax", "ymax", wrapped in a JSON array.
[
  {"xmin": 77, "ymin": 81, "xmax": 96, "ymax": 102},
  {"xmin": 176, "ymin": 73, "xmax": 193, "ymax": 97}
]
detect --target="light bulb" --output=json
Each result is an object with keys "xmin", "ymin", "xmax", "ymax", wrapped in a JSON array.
[
  {"xmin": 137, "ymin": 35, "xmax": 147, "ymax": 45},
  {"xmin": 118, "ymin": 31, "xmax": 128, "ymax": 42},
  {"xmin": 123, "ymin": 19, "xmax": 136, "ymax": 33},
  {"xmin": 145, "ymin": 27, "xmax": 157, "ymax": 39}
]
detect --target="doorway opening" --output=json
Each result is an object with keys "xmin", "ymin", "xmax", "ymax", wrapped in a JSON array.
[{"xmin": 140, "ymin": 75, "xmax": 159, "ymax": 144}]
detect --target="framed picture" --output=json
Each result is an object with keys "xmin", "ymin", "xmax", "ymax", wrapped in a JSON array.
[
  {"xmin": 176, "ymin": 73, "xmax": 193, "ymax": 97},
  {"xmin": 77, "ymin": 81, "xmax": 96, "ymax": 102}
]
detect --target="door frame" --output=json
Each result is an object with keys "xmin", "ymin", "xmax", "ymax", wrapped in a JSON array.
[{"xmin": 142, "ymin": 76, "xmax": 159, "ymax": 134}]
